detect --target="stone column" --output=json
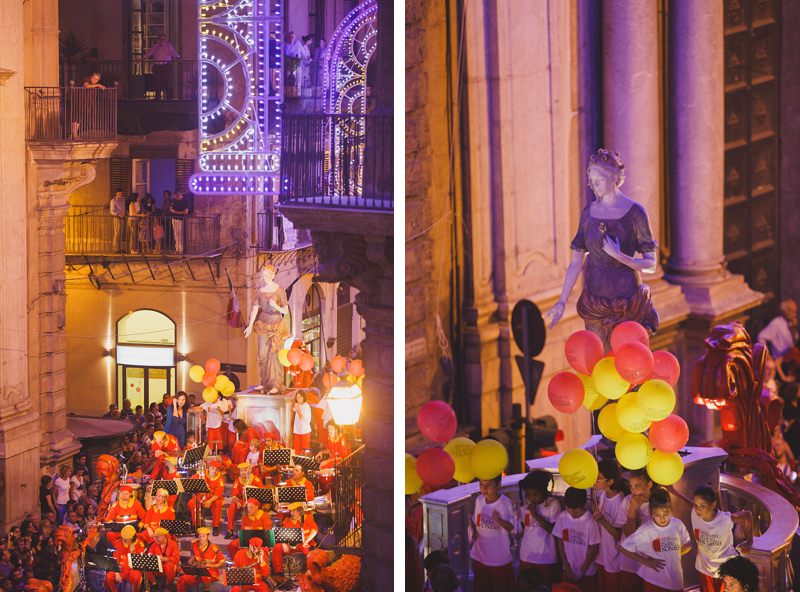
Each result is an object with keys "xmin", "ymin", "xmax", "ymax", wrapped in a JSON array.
[
  {"xmin": 0, "ymin": 2, "xmax": 42, "ymax": 530},
  {"xmin": 602, "ymin": 0, "xmax": 690, "ymax": 333},
  {"xmin": 665, "ymin": 1, "xmax": 761, "ymax": 315}
]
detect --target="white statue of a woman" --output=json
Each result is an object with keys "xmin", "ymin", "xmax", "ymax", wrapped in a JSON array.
[{"xmin": 244, "ymin": 265, "xmax": 290, "ymax": 392}]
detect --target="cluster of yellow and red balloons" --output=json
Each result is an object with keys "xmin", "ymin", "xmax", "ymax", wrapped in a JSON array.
[
  {"xmin": 324, "ymin": 355, "xmax": 366, "ymax": 390},
  {"xmin": 278, "ymin": 345, "xmax": 316, "ymax": 372},
  {"xmin": 189, "ymin": 358, "xmax": 235, "ymax": 403},
  {"xmin": 405, "ymin": 401, "xmax": 509, "ymax": 495},
  {"xmin": 550, "ymin": 321, "xmax": 689, "ymax": 487}
]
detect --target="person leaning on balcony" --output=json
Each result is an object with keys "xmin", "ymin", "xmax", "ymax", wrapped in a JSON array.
[
  {"xmin": 169, "ymin": 191, "xmax": 189, "ymax": 254},
  {"xmin": 109, "ymin": 190, "xmax": 126, "ymax": 253},
  {"xmin": 82, "ymin": 71, "xmax": 105, "ymax": 90},
  {"xmin": 145, "ymin": 35, "xmax": 180, "ymax": 100}
]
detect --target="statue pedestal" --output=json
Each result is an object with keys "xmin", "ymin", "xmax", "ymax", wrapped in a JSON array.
[{"xmin": 236, "ymin": 393, "xmax": 293, "ymax": 447}]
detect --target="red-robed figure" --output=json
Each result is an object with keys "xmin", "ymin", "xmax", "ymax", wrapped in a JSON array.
[
  {"xmin": 230, "ymin": 537, "xmax": 272, "ymax": 592},
  {"xmin": 104, "ymin": 525, "xmax": 145, "ymax": 592},
  {"xmin": 150, "ymin": 431, "xmax": 181, "ymax": 480},
  {"xmin": 226, "ymin": 463, "xmax": 263, "ymax": 537},
  {"xmin": 105, "ymin": 484, "xmax": 146, "ymax": 547},
  {"xmin": 271, "ymin": 502, "xmax": 318, "ymax": 576},
  {"xmin": 187, "ymin": 460, "xmax": 225, "ymax": 535},
  {"xmin": 176, "ymin": 527, "xmax": 226, "ymax": 591}
]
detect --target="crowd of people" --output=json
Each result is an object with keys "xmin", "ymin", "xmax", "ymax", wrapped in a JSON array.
[
  {"xmin": 109, "ymin": 188, "xmax": 190, "ymax": 255},
  {"xmin": 283, "ymin": 31, "xmax": 327, "ymax": 95}
]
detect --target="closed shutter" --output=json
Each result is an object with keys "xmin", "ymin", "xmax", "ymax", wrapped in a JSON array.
[
  {"xmin": 110, "ymin": 158, "xmax": 132, "ymax": 196},
  {"xmin": 336, "ymin": 283, "xmax": 353, "ymax": 356},
  {"xmin": 175, "ymin": 159, "xmax": 195, "ymax": 212}
]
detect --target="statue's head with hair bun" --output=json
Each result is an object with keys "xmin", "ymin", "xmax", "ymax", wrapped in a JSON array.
[{"xmin": 587, "ymin": 148, "xmax": 626, "ymax": 188}]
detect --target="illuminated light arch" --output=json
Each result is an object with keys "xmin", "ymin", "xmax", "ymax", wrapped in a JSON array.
[{"xmin": 191, "ymin": 0, "xmax": 283, "ymax": 195}]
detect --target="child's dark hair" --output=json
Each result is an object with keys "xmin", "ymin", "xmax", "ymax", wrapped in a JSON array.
[
  {"xmin": 649, "ymin": 487, "xmax": 672, "ymax": 511},
  {"xmin": 717, "ymin": 556, "xmax": 759, "ymax": 591},
  {"xmin": 481, "ymin": 474, "xmax": 502, "ymax": 487},
  {"xmin": 519, "ymin": 470, "xmax": 553, "ymax": 499},
  {"xmin": 597, "ymin": 459, "xmax": 630, "ymax": 496},
  {"xmin": 693, "ymin": 485, "xmax": 719, "ymax": 507},
  {"xmin": 423, "ymin": 549, "xmax": 449, "ymax": 573},
  {"xmin": 563, "ymin": 487, "xmax": 587, "ymax": 509},
  {"xmin": 628, "ymin": 468, "xmax": 653, "ymax": 484}
]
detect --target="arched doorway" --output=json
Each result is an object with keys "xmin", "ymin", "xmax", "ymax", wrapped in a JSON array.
[{"xmin": 116, "ymin": 309, "xmax": 176, "ymax": 411}]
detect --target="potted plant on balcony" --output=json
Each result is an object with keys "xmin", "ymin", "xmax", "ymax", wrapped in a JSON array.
[{"xmin": 285, "ymin": 56, "xmax": 302, "ymax": 97}]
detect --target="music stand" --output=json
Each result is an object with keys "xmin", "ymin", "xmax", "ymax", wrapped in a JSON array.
[
  {"xmin": 277, "ymin": 486, "xmax": 307, "ymax": 504},
  {"xmin": 239, "ymin": 529, "xmax": 275, "ymax": 548},
  {"xmin": 291, "ymin": 454, "xmax": 320, "ymax": 473},
  {"xmin": 180, "ymin": 564, "xmax": 211, "ymax": 578},
  {"xmin": 274, "ymin": 527, "xmax": 303, "ymax": 546},
  {"xmin": 85, "ymin": 552, "xmax": 120, "ymax": 573},
  {"xmin": 129, "ymin": 553, "xmax": 162, "ymax": 592},
  {"xmin": 181, "ymin": 444, "xmax": 209, "ymax": 467},
  {"xmin": 245, "ymin": 486, "xmax": 275, "ymax": 505},
  {"xmin": 263, "ymin": 448, "xmax": 292, "ymax": 466},
  {"xmin": 226, "ymin": 567, "xmax": 256, "ymax": 587},
  {"xmin": 181, "ymin": 478, "xmax": 211, "ymax": 528},
  {"xmin": 103, "ymin": 521, "xmax": 138, "ymax": 532},
  {"xmin": 160, "ymin": 519, "xmax": 195, "ymax": 538},
  {"xmin": 151, "ymin": 479, "xmax": 179, "ymax": 496}
]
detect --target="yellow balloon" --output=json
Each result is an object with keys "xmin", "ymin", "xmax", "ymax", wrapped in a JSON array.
[
  {"xmin": 615, "ymin": 432, "xmax": 652, "ymax": 470},
  {"xmin": 357, "ymin": 375, "xmax": 364, "ymax": 388},
  {"xmin": 189, "ymin": 365, "xmax": 205, "ymax": 383},
  {"xmin": 579, "ymin": 373, "xmax": 607, "ymax": 411},
  {"xmin": 615, "ymin": 392, "xmax": 651, "ymax": 433},
  {"xmin": 444, "ymin": 437, "xmax": 476, "ymax": 483},
  {"xmin": 637, "ymin": 379, "xmax": 676, "ymax": 422},
  {"xmin": 405, "ymin": 453, "xmax": 423, "ymax": 495},
  {"xmin": 278, "ymin": 349, "xmax": 291, "ymax": 368},
  {"xmin": 558, "ymin": 448, "xmax": 598, "ymax": 489},
  {"xmin": 470, "ymin": 439, "xmax": 508, "ymax": 480},
  {"xmin": 647, "ymin": 450, "xmax": 684, "ymax": 485},
  {"xmin": 202, "ymin": 386, "xmax": 219, "ymax": 403},
  {"xmin": 221, "ymin": 382, "xmax": 236, "ymax": 397},
  {"xmin": 346, "ymin": 374, "xmax": 357, "ymax": 384},
  {"xmin": 598, "ymin": 403, "xmax": 626, "ymax": 441},
  {"xmin": 214, "ymin": 374, "xmax": 230, "ymax": 391},
  {"xmin": 591, "ymin": 357, "xmax": 630, "ymax": 400}
]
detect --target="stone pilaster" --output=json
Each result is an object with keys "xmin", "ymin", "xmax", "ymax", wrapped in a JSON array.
[{"xmin": 27, "ymin": 143, "xmax": 116, "ymax": 466}]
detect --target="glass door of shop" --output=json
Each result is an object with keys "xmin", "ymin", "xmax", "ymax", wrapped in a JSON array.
[{"xmin": 118, "ymin": 365, "xmax": 175, "ymax": 410}]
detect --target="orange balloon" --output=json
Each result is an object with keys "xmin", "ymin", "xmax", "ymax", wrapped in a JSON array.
[
  {"xmin": 610, "ymin": 321, "xmax": 650, "ymax": 354},
  {"xmin": 202, "ymin": 372, "xmax": 216, "ymax": 387},
  {"xmin": 204, "ymin": 358, "xmax": 221, "ymax": 374},
  {"xmin": 330, "ymin": 355, "xmax": 347, "ymax": 374},
  {"xmin": 299, "ymin": 354, "xmax": 315, "ymax": 372},
  {"xmin": 287, "ymin": 349, "xmax": 303, "ymax": 366},
  {"xmin": 350, "ymin": 359, "xmax": 365, "ymax": 377}
]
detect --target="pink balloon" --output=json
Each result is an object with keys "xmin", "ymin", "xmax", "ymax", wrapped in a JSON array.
[
  {"xmin": 349, "ymin": 359, "xmax": 365, "ymax": 377},
  {"xmin": 287, "ymin": 349, "xmax": 303, "ymax": 366},
  {"xmin": 204, "ymin": 358, "xmax": 221, "ymax": 374},
  {"xmin": 651, "ymin": 350, "xmax": 681, "ymax": 386},
  {"xmin": 565, "ymin": 330, "xmax": 605, "ymax": 375},
  {"xmin": 649, "ymin": 415, "xmax": 689, "ymax": 453},
  {"xmin": 547, "ymin": 372, "xmax": 584, "ymax": 414},
  {"xmin": 614, "ymin": 341, "xmax": 655, "ymax": 385},
  {"xmin": 330, "ymin": 355, "xmax": 347, "ymax": 374},
  {"xmin": 299, "ymin": 354, "xmax": 315, "ymax": 372},
  {"xmin": 418, "ymin": 401, "xmax": 458, "ymax": 443},
  {"xmin": 610, "ymin": 321, "xmax": 650, "ymax": 354},
  {"xmin": 416, "ymin": 448, "xmax": 455, "ymax": 487}
]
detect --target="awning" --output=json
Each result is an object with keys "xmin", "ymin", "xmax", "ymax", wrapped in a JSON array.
[{"xmin": 67, "ymin": 416, "xmax": 134, "ymax": 440}]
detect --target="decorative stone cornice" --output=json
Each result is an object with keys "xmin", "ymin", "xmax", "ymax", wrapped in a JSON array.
[{"xmin": 0, "ymin": 68, "xmax": 15, "ymax": 86}]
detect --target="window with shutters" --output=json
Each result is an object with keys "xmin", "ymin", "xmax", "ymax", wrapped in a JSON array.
[
  {"xmin": 110, "ymin": 158, "xmax": 133, "ymax": 196},
  {"xmin": 175, "ymin": 159, "xmax": 195, "ymax": 213},
  {"xmin": 302, "ymin": 285, "xmax": 323, "ymax": 368},
  {"xmin": 337, "ymin": 282, "xmax": 353, "ymax": 356}
]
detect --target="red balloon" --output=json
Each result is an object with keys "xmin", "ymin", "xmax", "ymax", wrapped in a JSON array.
[
  {"xmin": 415, "ymin": 448, "xmax": 455, "ymax": 487},
  {"xmin": 614, "ymin": 341, "xmax": 655, "ymax": 384},
  {"xmin": 204, "ymin": 358, "xmax": 221, "ymax": 374},
  {"xmin": 202, "ymin": 372, "xmax": 217, "ymax": 387},
  {"xmin": 610, "ymin": 321, "xmax": 650, "ymax": 354},
  {"xmin": 287, "ymin": 349, "xmax": 303, "ymax": 366},
  {"xmin": 350, "ymin": 359, "xmax": 365, "ymax": 377},
  {"xmin": 649, "ymin": 415, "xmax": 689, "ymax": 453},
  {"xmin": 418, "ymin": 401, "xmax": 458, "ymax": 443},
  {"xmin": 651, "ymin": 350, "xmax": 681, "ymax": 386},
  {"xmin": 330, "ymin": 355, "xmax": 347, "ymax": 374},
  {"xmin": 565, "ymin": 330, "xmax": 605, "ymax": 375},
  {"xmin": 547, "ymin": 372, "xmax": 584, "ymax": 414},
  {"xmin": 299, "ymin": 354, "xmax": 315, "ymax": 372}
]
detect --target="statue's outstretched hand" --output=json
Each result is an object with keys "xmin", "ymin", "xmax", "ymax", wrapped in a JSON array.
[
  {"xmin": 244, "ymin": 325, "xmax": 252, "ymax": 339},
  {"xmin": 545, "ymin": 301, "xmax": 565, "ymax": 329}
]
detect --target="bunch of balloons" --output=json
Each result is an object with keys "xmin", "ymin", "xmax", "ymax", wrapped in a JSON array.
[
  {"xmin": 189, "ymin": 358, "xmax": 235, "ymax": 403},
  {"xmin": 405, "ymin": 400, "xmax": 510, "ymax": 495},
  {"xmin": 551, "ymin": 322, "xmax": 689, "ymax": 487},
  {"xmin": 278, "ymin": 343, "xmax": 316, "ymax": 373}
]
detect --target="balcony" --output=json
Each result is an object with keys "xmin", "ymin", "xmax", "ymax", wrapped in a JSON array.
[
  {"xmin": 278, "ymin": 113, "xmax": 393, "ymax": 236},
  {"xmin": 25, "ymin": 86, "xmax": 117, "ymax": 143},
  {"xmin": 64, "ymin": 213, "xmax": 221, "ymax": 262},
  {"xmin": 255, "ymin": 210, "xmax": 312, "ymax": 253}
]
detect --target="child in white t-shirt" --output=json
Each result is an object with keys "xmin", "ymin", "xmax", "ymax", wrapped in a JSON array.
[
  {"xmin": 553, "ymin": 487, "xmax": 601, "ymax": 591},
  {"xmin": 518, "ymin": 470, "xmax": 562, "ymax": 585},
  {"xmin": 246, "ymin": 438, "xmax": 261, "ymax": 475},
  {"xmin": 620, "ymin": 468, "xmax": 654, "ymax": 591},
  {"xmin": 691, "ymin": 485, "xmax": 753, "ymax": 592},
  {"xmin": 620, "ymin": 487, "xmax": 692, "ymax": 592},
  {"xmin": 592, "ymin": 460, "xmax": 629, "ymax": 592},
  {"xmin": 469, "ymin": 475, "xmax": 515, "ymax": 591}
]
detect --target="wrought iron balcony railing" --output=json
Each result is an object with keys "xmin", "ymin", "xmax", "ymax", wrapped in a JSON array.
[
  {"xmin": 332, "ymin": 444, "xmax": 364, "ymax": 548},
  {"xmin": 25, "ymin": 86, "xmax": 117, "ymax": 142},
  {"xmin": 279, "ymin": 113, "xmax": 393, "ymax": 211},
  {"xmin": 64, "ymin": 213, "xmax": 220, "ymax": 257},
  {"xmin": 60, "ymin": 60, "xmax": 199, "ymax": 101}
]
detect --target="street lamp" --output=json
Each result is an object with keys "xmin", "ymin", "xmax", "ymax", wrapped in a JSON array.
[{"xmin": 328, "ymin": 379, "xmax": 362, "ymax": 425}]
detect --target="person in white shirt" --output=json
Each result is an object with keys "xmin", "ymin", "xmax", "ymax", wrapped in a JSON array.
[
  {"xmin": 469, "ymin": 475, "xmax": 515, "ymax": 591},
  {"xmin": 292, "ymin": 391, "xmax": 312, "ymax": 454},
  {"xmin": 553, "ymin": 487, "xmax": 601, "ymax": 589},
  {"xmin": 620, "ymin": 468, "xmax": 654, "ymax": 591},
  {"xmin": 201, "ymin": 397, "xmax": 227, "ymax": 453},
  {"xmin": 109, "ymin": 190, "xmax": 126, "ymax": 253},
  {"xmin": 145, "ymin": 35, "xmax": 180, "ymax": 100},
  {"xmin": 52, "ymin": 465, "xmax": 73, "ymax": 524},
  {"xmin": 620, "ymin": 487, "xmax": 692, "ymax": 592},
  {"xmin": 757, "ymin": 298, "xmax": 798, "ymax": 382},
  {"xmin": 592, "ymin": 460, "xmax": 630, "ymax": 592},
  {"xmin": 518, "ymin": 470, "xmax": 561, "ymax": 585},
  {"xmin": 691, "ymin": 486, "xmax": 753, "ymax": 592}
]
